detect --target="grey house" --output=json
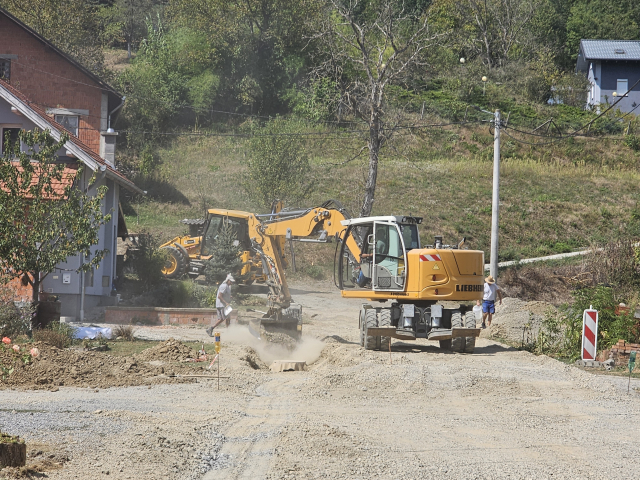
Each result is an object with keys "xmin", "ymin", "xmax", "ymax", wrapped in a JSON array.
[{"xmin": 576, "ymin": 39, "xmax": 640, "ymax": 113}]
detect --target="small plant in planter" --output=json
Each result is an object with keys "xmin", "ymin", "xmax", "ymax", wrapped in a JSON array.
[{"xmin": 0, "ymin": 431, "xmax": 26, "ymax": 468}]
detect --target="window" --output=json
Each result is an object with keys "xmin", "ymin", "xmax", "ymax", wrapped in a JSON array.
[
  {"xmin": 54, "ymin": 115, "xmax": 79, "ymax": 136},
  {"xmin": 1, "ymin": 127, "xmax": 20, "ymax": 154},
  {"xmin": 0, "ymin": 59, "xmax": 10, "ymax": 81},
  {"xmin": 617, "ymin": 79, "xmax": 629, "ymax": 97}
]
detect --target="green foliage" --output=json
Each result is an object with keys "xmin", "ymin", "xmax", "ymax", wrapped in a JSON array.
[
  {"xmin": 624, "ymin": 135, "xmax": 640, "ymax": 152},
  {"xmin": 182, "ymin": 280, "xmax": 218, "ymax": 308},
  {"xmin": 167, "ymin": 0, "xmax": 320, "ymax": 114},
  {"xmin": 33, "ymin": 321, "xmax": 77, "ymax": 349},
  {"xmin": 246, "ymin": 117, "xmax": 313, "ymax": 208},
  {"xmin": 126, "ymin": 231, "xmax": 166, "ymax": 290},
  {"xmin": 287, "ymin": 78, "xmax": 341, "ymax": 122},
  {"xmin": 304, "ymin": 265, "xmax": 325, "ymax": 280},
  {"xmin": 0, "ymin": 287, "xmax": 34, "ymax": 338},
  {"xmin": 203, "ymin": 224, "xmax": 244, "ymax": 284},
  {"xmin": 2, "ymin": 0, "xmax": 105, "ymax": 72},
  {"xmin": 0, "ymin": 130, "xmax": 111, "ymax": 302},
  {"xmin": 543, "ymin": 286, "xmax": 638, "ymax": 359},
  {"xmin": 566, "ymin": 0, "xmax": 640, "ymax": 60}
]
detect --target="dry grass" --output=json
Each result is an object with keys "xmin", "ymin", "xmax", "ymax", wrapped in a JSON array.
[
  {"xmin": 123, "ymin": 122, "xmax": 640, "ymax": 264},
  {"xmin": 113, "ymin": 324, "xmax": 136, "ymax": 341}
]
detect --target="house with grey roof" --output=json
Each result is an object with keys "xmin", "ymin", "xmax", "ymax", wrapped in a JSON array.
[{"xmin": 576, "ymin": 39, "xmax": 640, "ymax": 114}]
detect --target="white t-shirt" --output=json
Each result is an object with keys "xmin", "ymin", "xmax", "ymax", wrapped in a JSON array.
[
  {"xmin": 483, "ymin": 283, "xmax": 500, "ymax": 301},
  {"xmin": 216, "ymin": 282, "xmax": 231, "ymax": 308}
]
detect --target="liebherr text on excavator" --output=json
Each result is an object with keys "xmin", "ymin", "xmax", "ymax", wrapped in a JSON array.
[{"xmin": 159, "ymin": 200, "xmax": 484, "ymax": 352}]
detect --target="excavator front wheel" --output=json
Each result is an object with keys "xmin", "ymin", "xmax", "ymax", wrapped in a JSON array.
[
  {"xmin": 161, "ymin": 246, "xmax": 188, "ymax": 279},
  {"xmin": 363, "ymin": 308, "xmax": 379, "ymax": 351},
  {"xmin": 450, "ymin": 311, "xmax": 465, "ymax": 353}
]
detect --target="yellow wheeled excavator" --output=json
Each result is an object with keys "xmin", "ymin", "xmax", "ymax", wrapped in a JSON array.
[{"xmin": 159, "ymin": 200, "xmax": 484, "ymax": 352}]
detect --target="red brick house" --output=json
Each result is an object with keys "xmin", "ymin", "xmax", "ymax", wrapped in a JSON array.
[{"xmin": 0, "ymin": 7, "xmax": 141, "ymax": 320}]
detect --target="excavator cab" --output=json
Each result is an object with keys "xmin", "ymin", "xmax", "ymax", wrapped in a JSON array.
[{"xmin": 337, "ymin": 216, "xmax": 421, "ymax": 292}]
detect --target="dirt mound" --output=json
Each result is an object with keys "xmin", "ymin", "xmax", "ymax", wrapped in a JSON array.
[
  {"xmin": 0, "ymin": 342, "xmax": 197, "ymax": 390},
  {"xmin": 261, "ymin": 331, "xmax": 297, "ymax": 351},
  {"xmin": 135, "ymin": 338, "xmax": 198, "ymax": 362},
  {"xmin": 482, "ymin": 297, "xmax": 556, "ymax": 346},
  {"xmin": 238, "ymin": 346, "xmax": 268, "ymax": 370}
]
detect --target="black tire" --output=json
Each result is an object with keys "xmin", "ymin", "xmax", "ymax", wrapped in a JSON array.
[
  {"xmin": 464, "ymin": 311, "xmax": 476, "ymax": 353},
  {"xmin": 378, "ymin": 309, "xmax": 391, "ymax": 352},
  {"xmin": 364, "ymin": 308, "xmax": 379, "ymax": 350},
  {"xmin": 359, "ymin": 308, "xmax": 366, "ymax": 347},
  {"xmin": 161, "ymin": 246, "xmax": 188, "ymax": 279},
  {"xmin": 450, "ymin": 310, "xmax": 464, "ymax": 352},
  {"xmin": 439, "ymin": 339, "xmax": 452, "ymax": 351}
]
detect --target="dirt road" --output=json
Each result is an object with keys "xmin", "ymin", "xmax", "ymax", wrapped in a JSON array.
[{"xmin": 1, "ymin": 279, "xmax": 639, "ymax": 479}]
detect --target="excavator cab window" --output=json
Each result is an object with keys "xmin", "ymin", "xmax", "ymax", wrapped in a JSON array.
[
  {"xmin": 399, "ymin": 224, "xmax": 420, "ymax": 251},
  {"xmin": 372, "ymin": 222, "xmax": 406, "ymax": 291}
]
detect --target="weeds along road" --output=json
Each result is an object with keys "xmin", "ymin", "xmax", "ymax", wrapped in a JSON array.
[{"xmin": 1, "ymin": 279, "xmax": 640, "ymax": 479}]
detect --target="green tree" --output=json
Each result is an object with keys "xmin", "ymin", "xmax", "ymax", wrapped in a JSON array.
[
  {"xmin": 246, "ymin": 117, "xmax": 313, "ymax": 208},
  {"xmin": 1, "ymin": 0, "xmax": 105, "ymax": 73},
  {"xmin": 312, "ymin": 0, "xmax": 444, "ymax": 217},
  {"xmin": 566, "ymin": 0, "xmax": 640, "ymax": 60},
  {"xmin": 203, "ymin": 224, "xmax": 243, "ymax": 284},
  {"xmin": 167, "ymin": 0, "xmax": 322, "ymax": 114},
  {"xmin": 0, "ymin": 130, "xmax": 111, "ymax": 302}
]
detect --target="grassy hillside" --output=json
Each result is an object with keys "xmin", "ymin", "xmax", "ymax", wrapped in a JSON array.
[{"xmin": 121, "ymin": 116, "xmax": 640, "ymax": 270}]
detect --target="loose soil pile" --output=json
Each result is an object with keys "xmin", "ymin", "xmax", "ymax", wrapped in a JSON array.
[
  {"xmin": 134, "ymin": 338, "xmax": 199, "ymax": 362},
  {"xmin": 481, "ymin": 297, "xmax": 556, "ymax": 346},
  {"xmin": 0, "ymin": 341, "xmax": 203, "ymax": 390}
]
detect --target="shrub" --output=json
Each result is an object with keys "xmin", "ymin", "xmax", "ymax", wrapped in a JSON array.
[
  {"xmin": 0, "ymin": 288, "xmax": 35, "ymax": 338},
  {"xmin": 304, "ymin": 265, "xmax": 325, "ymax": 280},
  {"xmin": 539, "ymin": 285, "xmax": 638, "ymax": 360},
  {"xmin": 126, "ymin": 231, "xmax": 166, "ymax": 290},
  {"xmin": 114, "ymin": 324, "xmax": 135, "ymax": 341},
  {"xmin": 624, "ymin": 134, "xmax": 640, "ymax": 152},
  {"xmin": 33, "ymin": 322, "xmax": 76, "ymax": 349}
]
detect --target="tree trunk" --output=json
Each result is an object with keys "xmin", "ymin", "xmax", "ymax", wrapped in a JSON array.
[
  {"xmin": 32, "ymin": 277, "xmax": 39, "ymax": 304},
  {"xmin": 0, "ymin": 441, "xmax": 26, "ymax": 468},
  {"xmin": 361, "ymin": 111, "xmax": 382, "ymax": 218}
]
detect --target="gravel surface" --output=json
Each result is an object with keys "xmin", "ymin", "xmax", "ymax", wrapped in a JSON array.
[{"xmin": 1, "ymin": 279, "xmax": 639, "ymax": 479}]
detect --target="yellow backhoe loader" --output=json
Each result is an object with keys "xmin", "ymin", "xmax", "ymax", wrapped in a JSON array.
[{"xmin": 160, "ymin": 200, "xmax": 484, "ymax": 352}]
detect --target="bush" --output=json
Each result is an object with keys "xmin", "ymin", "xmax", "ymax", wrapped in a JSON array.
[
  {"xmin": 114, "ymin": 324, "xmax": 136, "ymax": 341},
  {"xmin": 33, "ymin": 321, "xmax": 76, "ymax": 349},
  {"xmin": 624, "ymin": 134, "xmax": 640, "ymax": 152},
  {"xmin": 539, "ymin": 285, "xmax": 638, "ymax": 360},
  {"xmin": 304, "ymin": 265, "xmax": 325, "ymax": 280},
  {"xmin": 0, "ymin": 288, "xmax": 35, "ymax": 338},
  {"xmin": 126, "ymin": 231, "xmax": 167, "ymax": 290}
]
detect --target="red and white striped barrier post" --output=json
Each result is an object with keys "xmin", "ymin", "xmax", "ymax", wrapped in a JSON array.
[{"xmin": 582, "ymin": 306, "xmax": 598, "ymax": 361}]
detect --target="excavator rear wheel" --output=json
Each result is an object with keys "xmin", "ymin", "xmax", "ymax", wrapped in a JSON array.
[
  {"xmin": 161, "ymin": 246, "xmax": 188, "ymax": 279},
  {"xmin": 363, "ymin": 308, "xmax": 379, "ymax": 350},
  {"xmin": 359, "ymin": 308, "xmax": 366, "ymax": 347},
  {"xmin": 463, "ymin": 311, "xmax": 476, "ymax": 353},
  {"xmin": 378, "ymin": 309, "xmax": 391, "ymax": 351},
  {"xmin": 450, "ymin": 311, "xmax": 465, "ymax": 352}
]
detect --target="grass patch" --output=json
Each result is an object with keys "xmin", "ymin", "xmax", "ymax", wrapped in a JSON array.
[
  {"xmin": 121, "ymin": 120, "xmax": 640, "ymax": 263},
  {"xmin": 106, "ymin": 340, "xmax": 161, "ymax": 357}
]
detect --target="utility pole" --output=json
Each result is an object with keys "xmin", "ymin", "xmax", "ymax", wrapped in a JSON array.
[{"xmin": 490, "ymin": 110, "xmax": 501, "ymax": 280}]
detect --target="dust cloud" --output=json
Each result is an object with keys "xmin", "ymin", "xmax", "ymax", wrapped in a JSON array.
[{"xmin": 220, "ymin": 325, "xmax": 325, "ymax": 365}]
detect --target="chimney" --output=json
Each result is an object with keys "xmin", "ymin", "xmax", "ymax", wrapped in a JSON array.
[{"xmin": 100, "ymin": 130, "xmax": 117, "ymax": 167}]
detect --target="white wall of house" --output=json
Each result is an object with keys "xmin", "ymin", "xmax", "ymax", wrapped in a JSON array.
[{"xmin": 0, "ymin": 98, "xmax": 121, "ymax": 319}]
